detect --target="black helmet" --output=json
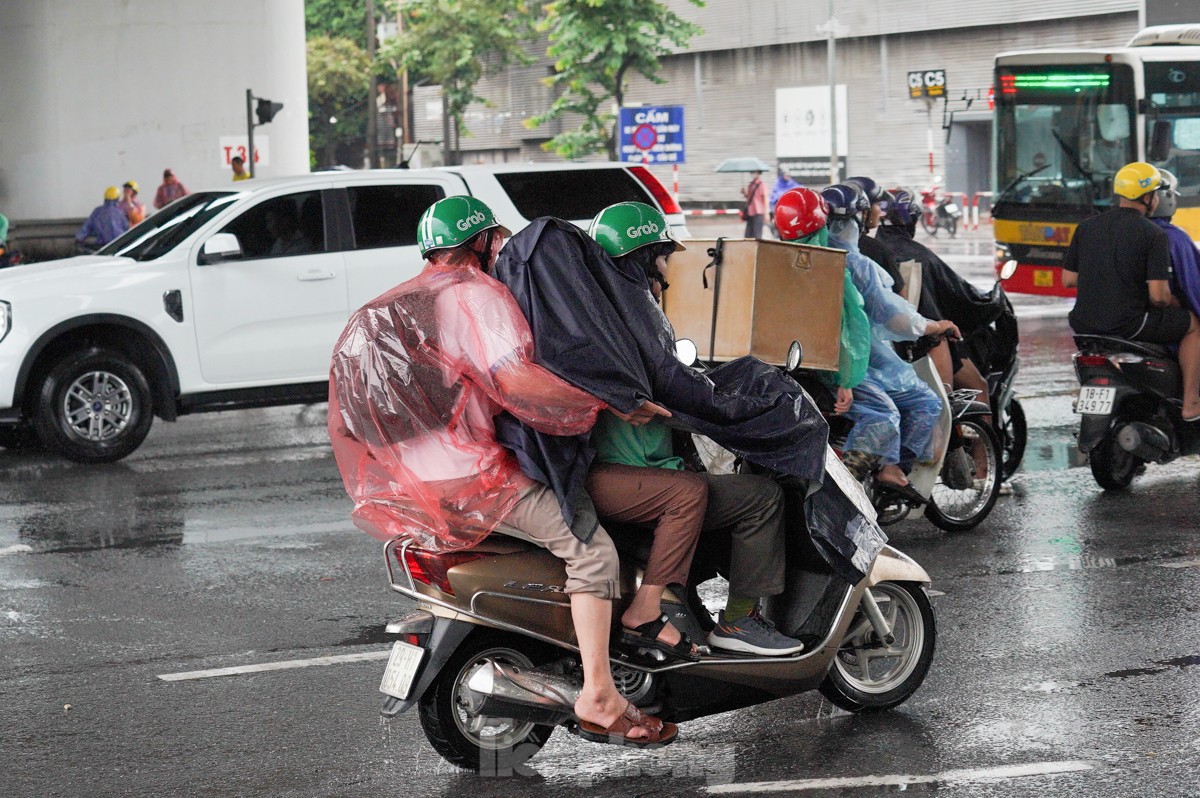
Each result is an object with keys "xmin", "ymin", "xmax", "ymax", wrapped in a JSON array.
[
  {"xmin": 846, "ymin": 175, "xmax": 884, "ymax": 204},
  {"xmin": 821, "ymin": 183, "xmax": 870, "ymax": 220}
]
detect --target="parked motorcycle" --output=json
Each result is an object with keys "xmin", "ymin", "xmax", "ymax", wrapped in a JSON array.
[
  {"xmin": 0, "ymin": 242, "xmax": 21, "ymax": 269},
  {"xmin": 1072, "ymin": 335, "xmax": 1200, "ymax": 490},
  {"xmin": 373, "ymin": 343, "xmax": 936, "ymax": 771},
  {"xmin": 919, "ymin": 187, "xmax": 962, "ymax": 238}
]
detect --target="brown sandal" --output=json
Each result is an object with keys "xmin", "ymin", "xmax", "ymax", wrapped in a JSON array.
[{"xmin": 572, "ymin": 701, "xmax": 679, "ymax": 749}]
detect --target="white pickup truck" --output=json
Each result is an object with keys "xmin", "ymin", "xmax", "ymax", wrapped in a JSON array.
[{"xmin": 0, "ymin": 163, "xmax": 688, "ymax": 462}]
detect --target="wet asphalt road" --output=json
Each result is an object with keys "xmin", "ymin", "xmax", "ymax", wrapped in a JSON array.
[{"xmin": 3, "ymin": 231, "xmax": 1200, "ymax": 797}]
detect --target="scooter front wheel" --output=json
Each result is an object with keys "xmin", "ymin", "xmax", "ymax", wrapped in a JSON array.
[
  {"xmin": 418, "ymin": 631, "xmax": 555, "ymax": 772},
  {"xmin": 925, "ymin": 419, "xmax": 1002, "ymax": 532},
  {"xmin": 820, "ymin": 581, "xmax": 936, "ymax": 712}
]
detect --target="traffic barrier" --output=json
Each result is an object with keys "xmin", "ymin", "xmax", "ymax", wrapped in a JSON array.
[{"xmin": 971, "ymin": 191, "xmax": 994, "ymax": 230}]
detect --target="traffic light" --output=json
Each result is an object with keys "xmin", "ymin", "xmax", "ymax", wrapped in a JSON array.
[{"xmin": 256, "ymin": 98, "xmax": 283, "ymax": 125}]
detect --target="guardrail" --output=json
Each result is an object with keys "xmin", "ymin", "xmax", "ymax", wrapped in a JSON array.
[{"xmin": 970, "ymin": 192, "xmax": 993, "ymax": 230}]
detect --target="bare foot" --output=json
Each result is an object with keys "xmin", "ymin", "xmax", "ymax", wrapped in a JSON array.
[
  {"xmin": 875, "ymin": 463, "xmax": 911, "ymax": 488},
  {"xmin": 620, "ymin": 611, "xmax": 684, "ymax": 647},
  {"xmin": 574, "ymin": 691, "xmax": 651, "ymax": 740}
]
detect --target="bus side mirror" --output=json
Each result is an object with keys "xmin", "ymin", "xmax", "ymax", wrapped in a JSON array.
[{"xmin": 1148, "ymin": 120, "xmax": 1172, "ymax": 163}]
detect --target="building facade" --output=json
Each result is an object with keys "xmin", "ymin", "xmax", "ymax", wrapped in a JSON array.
[
  {"xmin": 413, "ymin": 1, "xmax": 1147, "ymax": 205},
  {"xmin": 0, "ymin": 0, "xmax": 310, "ymax": 223}
]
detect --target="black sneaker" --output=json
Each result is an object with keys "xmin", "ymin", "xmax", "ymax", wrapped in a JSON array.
[{"xmin": 707, "ymin": 609, "xmax": 805, "ymax": 656}]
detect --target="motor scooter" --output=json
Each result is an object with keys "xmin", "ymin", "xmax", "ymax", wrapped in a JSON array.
[
  {"xmin": 919, "ymin": 187, "xmax": 962, "ymax": 238},
  {"xmin": 1072, "ymin": 335, "xmax": 1200, "ymax": 490},
  {"xmin": 373, "ymin": 346, "xmax": 936, "ymax": 772}
]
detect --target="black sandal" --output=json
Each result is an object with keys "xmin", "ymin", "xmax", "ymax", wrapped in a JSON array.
[
  {"xmin": 620, "ymin": 614, "xmax": 700, "ymax": 662},
  {"xmin": 877, "ymin": 480, "xmax": 927, "ymax": 506}
]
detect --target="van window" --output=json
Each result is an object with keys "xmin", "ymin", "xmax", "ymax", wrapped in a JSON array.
[
  {"xmin": 347, "ymin": 184, "xmax": 444, "ymax": 249},
  {"xmin": 495, "ymin": 169, "xmax": 652, "ymax": 221},
  {"xmin": 220, "ymin": 192, "xmax": 326, "ymax": 260}
]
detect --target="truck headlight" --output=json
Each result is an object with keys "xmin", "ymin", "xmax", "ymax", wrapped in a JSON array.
[{"xmin": 0, "ymin": 301, "xmax": 9, "ymax": 344}]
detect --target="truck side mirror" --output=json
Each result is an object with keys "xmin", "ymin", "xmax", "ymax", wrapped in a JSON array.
[
  {"xmin": 200, "ymin": 233, "xmax": 242, "ymax": 264},
  {"xmin": 1148, "ymin": 119, "xmax": 1172, "ymax": 163}
]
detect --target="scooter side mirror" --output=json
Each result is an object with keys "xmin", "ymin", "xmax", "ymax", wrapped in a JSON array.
[
  {"xmin": 674, "ymin": 338, "xmax": 698, "ymax": 366},
  {"xmin": 786, "ymin": 340, "xmax": 803, "ymax": 372},
  {"xmin": 999, "ymin": 259, "xmax": 1018, "ymax": 281}
]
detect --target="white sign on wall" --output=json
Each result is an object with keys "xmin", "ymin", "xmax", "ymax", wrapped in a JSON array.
[
  {"xmin": 775, "ymin": 86, "xmax": 848, "ymax": 158},
  {"xmin": 218, "ymin": 135, "xmax": 270, "ymax": 167}
]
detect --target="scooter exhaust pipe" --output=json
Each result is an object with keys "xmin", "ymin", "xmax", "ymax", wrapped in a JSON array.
[
  {"xmin": 1117, "ymin": 422, "xmax": 1170, "ymax": 463},
  {"xmin": 464, "ymin": 660, "xmax": 580, "ymax": 726}
]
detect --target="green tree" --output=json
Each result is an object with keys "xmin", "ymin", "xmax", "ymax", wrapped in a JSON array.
[
  {"xmin": 305, "ymin": 0, "xmax": 369, "ymax": 48},
  {"xmin": 307, "ymin": 35, "xmax": 371, "ymax": 167},
  {"xmin": 378, "ymin": 0, "xmax": 535, "ymax": 164},
  {"xmin": 529, "ymin": 0, "xmax": 703, "ymax": 160}
]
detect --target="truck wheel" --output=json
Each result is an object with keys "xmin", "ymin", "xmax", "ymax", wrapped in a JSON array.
[{"xmin": 33, "ymin": 348, "xmax": 154, "ymax": 464}]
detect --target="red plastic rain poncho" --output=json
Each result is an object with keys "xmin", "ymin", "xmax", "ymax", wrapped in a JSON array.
[{"xmin": 328, "ymin": 251, "xmax": 605, "ymax": 551}]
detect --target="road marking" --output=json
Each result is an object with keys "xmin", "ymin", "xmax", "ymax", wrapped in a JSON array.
[
  {"xmin": 157, "ymin": 649, "xmax": 391, "ymax": 682},
  {"xmin": 0, "ymin": 544, "xmax": 33, "ymax": 557},
  {"xmin": 704, "ymin": 760, "xmax": 1094, "ymax": 794},
  {"xmin": 1157, "ymin": 559, "xmax": 1200, "ymax": 570}
]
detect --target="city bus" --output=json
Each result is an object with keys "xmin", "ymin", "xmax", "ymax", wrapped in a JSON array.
[{"xmin": 992, "ymin": 25, "xmax": 1200, "ymax": 295}]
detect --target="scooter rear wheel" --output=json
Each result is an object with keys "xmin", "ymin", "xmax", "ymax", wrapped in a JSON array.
[
  {"xmin": 820, "ymin": 581, "xmax": 936, "ymax": 712},
  {"xmin": 1088, "ymin": 426, "xmax": 1140, "ymax": 491},
  {"xmin": 999, "ymin": 398, "xmax": 1027, "ymax": 480},
  {"xmin": 418, "ymin": 631, "xmax": 555, "ymax": 772},
  {"xmin": 926, "ymin": 419, "xmax": 1002, "ymax": 532}
]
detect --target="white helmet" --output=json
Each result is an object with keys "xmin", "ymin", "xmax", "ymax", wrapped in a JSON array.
[{"xmin": 1150, "ymin": 168, "xmax": 1178, "ymax": 219}]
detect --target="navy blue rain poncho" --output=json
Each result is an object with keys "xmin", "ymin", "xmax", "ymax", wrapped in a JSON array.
[{"xmin": 492, "ymin": 217, "xmax": 885, "ymax": 583}]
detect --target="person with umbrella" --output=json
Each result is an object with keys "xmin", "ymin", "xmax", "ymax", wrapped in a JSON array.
[{"xmin": 715, "ymin": 157, "xmax": 773, "ymax": 239}]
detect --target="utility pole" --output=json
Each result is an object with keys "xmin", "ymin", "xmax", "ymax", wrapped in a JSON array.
[
  {"xmin": 245, "ymin": 89, "xmax": 256, "ymax": 179},
  {"xmin": 366, "ymin": 0, "xmax": 378, "ymax": 168},
  {"xmin": 820, "ymin": 1, "xmax": 844, "ymax": 184}
]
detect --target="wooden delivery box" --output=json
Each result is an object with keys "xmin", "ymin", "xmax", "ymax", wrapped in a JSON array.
[{"xmin": 662, "ymin": 238, "xmax": 845, "ymax": 371}]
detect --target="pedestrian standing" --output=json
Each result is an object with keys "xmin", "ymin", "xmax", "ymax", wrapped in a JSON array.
[
  {"xmin": 119, "ymin": 181, "xmax": 147, "ymax": 225},
  {"xmin": 76, "ymin": 187, "xmax": 130, "ymax": 250},
  {"xmin": 741, "ymin": 170, "xmax": 768, "ymax": 239},
  {"xmin": 153, "ymin": 168, "xmax": 188, "ymax": 209},
  {"xmin": 231, "ymin": 156, "xmax": 250, "ymax": 182}
]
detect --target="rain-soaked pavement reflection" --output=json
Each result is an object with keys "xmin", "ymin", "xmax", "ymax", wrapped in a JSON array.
[{"xmin": 3, "ymin": 245, "xmax": 1200, "ymax": 796}]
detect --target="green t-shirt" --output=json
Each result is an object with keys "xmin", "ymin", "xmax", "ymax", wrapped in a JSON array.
[
  {"xmin": 591, "ymin": 413, "xmax": 684, "ymax": 470},
  {"xmin": 0, "ymin": 213, "xmax": 8, "ymax": 245}
]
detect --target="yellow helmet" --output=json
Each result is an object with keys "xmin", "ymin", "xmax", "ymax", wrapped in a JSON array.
[
  {"xmin": 123, "ymin": 180, "xmax": 139, "ymax": 193},
  {"xmin": 1113, "ymin": 162, "xmax": 1161, "ymax": 200},
  {"xmin": 103, "ymin": 186, "xmax": 120, "ymax": 201}
]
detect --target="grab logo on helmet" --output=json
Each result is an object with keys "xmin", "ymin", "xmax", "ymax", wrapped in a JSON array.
[
  {"xmin": 456, "ymin": 210, "xmax": 487, "ymax": 231},
  {"xmin": 627, "ymin": 221, "xmax": 661, "ymax": 238}
]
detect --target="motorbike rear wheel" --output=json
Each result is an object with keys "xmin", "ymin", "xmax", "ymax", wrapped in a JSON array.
[
  {"xmin": 920, "ymin": 212, "xmax": 938, "ymax": 236},
  {"xmin": 1089, "ymin": 425, "xmax": 1140, "ymax": 491},
  {"xmin": 999, "ymin": 398, "xmax": 1027, "ymax": 480},
  {"xmin": 925, "ymin": 418, "xmax": 1002, "ymax": 532},
  {"xmin": 820, "ymin": 581, "xmax": 936, "ymax": 712},
  {"xmin": 945, "ymin": 216, "xmax": 958, "ymax": 238},
  {"xmin": 418, "ymin": 631, "xmax": 555, "ymax": 772}
]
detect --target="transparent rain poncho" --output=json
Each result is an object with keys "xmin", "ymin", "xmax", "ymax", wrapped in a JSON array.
[{"xmin": 327, "ymin": 251, "xmax": 605, "ymax": 551}]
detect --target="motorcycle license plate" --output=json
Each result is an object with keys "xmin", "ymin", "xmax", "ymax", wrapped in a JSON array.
[
  {"xmin": 1076, "ymin": 386, "xmax": 1115, "ymax": 415},
  {"xmin": 943, "ymin": 203, "xmax": 959, "ymax": 214},
  {"xmin": 379, "ymin": 641, "xmax": 425, "ymax": 699}
]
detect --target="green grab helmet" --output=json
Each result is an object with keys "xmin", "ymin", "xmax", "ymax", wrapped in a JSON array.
[
  {"xmin": 588, "ymin": 201, "xmax": 684, "ymax": 258},
  {"xmin": 416, "ymin": 195, "xmax": 511, "ymax": 258}
]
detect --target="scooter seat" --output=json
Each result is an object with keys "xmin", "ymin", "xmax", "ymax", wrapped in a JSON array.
[{"xmin": 1073, "ymin": 334, "xmax": 1174, "ymax": 360}]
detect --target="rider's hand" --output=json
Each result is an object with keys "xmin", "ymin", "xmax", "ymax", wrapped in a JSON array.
[
  {"xmin": 930, "ymin": 319, "xmax": 962, "ymax": 341},
  {"xmin": 610, "ymin": 400, "xmax": 672, "ymax": 427},
  {"xmin": 834, "ymin": 386, "xmax": 854, "ymax": 415}
]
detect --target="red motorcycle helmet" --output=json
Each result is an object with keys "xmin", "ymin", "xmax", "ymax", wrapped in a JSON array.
[{"xmin": 774, "ymin": 187, "xmax": 829, "ymax": 241}]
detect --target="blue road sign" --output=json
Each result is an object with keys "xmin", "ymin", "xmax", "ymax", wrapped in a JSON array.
[{"xmin": 618, "ymin": 105, "xmax": 685, "ymax": 165}]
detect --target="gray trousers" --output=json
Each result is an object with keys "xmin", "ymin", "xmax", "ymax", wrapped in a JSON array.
[{"xmin": 697, "ymin": 473, "xmax": 787, "ymax": 598}]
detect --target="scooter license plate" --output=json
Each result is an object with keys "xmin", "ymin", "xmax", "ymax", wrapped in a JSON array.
[
  {"xmin": 1076, "ymin": 386, "xmax": 1116, "ymax": 415},
  {"xmin": 379, "ymin": 641, "xmax": 425, "ymax": 700},
  {"xmin": 943, "ymin": 202, "xmax": 959, "ymax": 214}
]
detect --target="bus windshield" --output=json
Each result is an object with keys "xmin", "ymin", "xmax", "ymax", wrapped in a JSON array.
[
  {"xmin": 1145, "ymin": 62, "xmax": 1200, "ymax": 206},
  {"xmin": 994, "ymin": 64, "xmax": 1136, "ymax": 214},
  {"xmin": 98, "ymin": 191, "xmax": 240, "ymax": 262}
]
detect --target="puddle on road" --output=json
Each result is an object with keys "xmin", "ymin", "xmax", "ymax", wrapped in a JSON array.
[
  {"xmin": 1021, "ymin": 431, "xmax": 1089, "ymax": 473},
  {"xmin": 1106, "ymin": 654, "xmax": 1200, "ymax": 680},
  {"xmin": 334, "ymin": 624, "xmax": 393, "ymax": 648}
]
